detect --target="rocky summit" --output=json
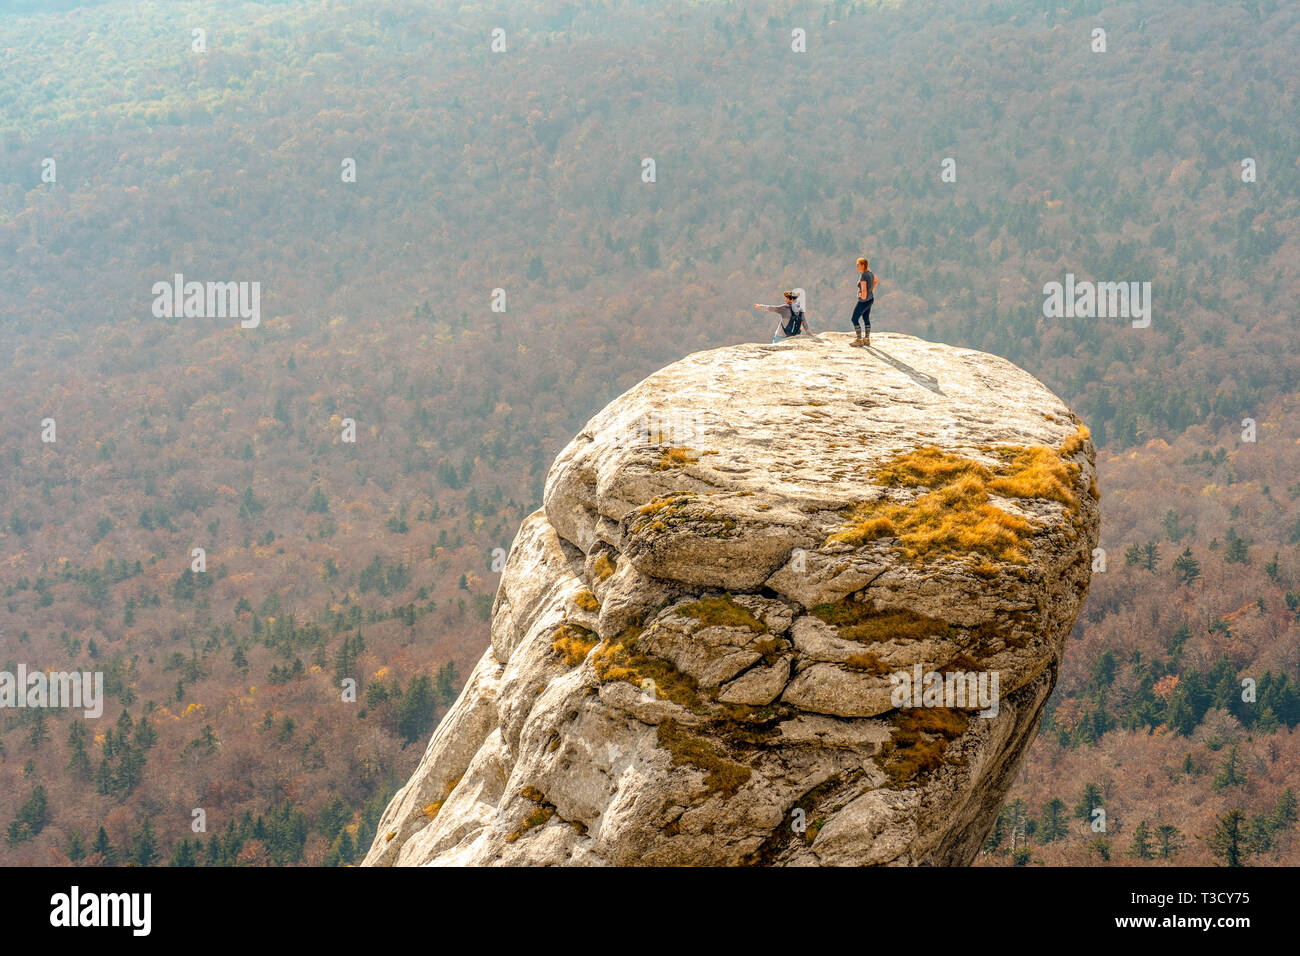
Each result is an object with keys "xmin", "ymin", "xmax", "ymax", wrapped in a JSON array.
[{"xmin": 363, "ymin": 332, "xmax": 1100, "ymax": 866}]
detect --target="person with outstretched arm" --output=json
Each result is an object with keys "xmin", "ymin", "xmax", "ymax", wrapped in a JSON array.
[
  {"xmin": 754, "ymin": 290, "xmax": 812, "ymax": 343},
  {"xmin": 851, "ymin": 257, "xmax": 878, "ymax": 347}
]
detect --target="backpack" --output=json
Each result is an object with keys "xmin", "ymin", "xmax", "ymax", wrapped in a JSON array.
[{"xmin": 782, "ymin": 305, "xmax": 804, "ymax": 336}]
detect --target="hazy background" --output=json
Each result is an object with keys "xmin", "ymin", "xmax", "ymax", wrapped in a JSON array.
[{"xmin": 1, "ymin": 0, "xmax": 1297, "ymax": 866}]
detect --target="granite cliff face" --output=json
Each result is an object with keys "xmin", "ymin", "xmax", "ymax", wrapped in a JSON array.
[{"xmin": 364, "ymin": 332, "xmax": 1100, "ymax": 866}]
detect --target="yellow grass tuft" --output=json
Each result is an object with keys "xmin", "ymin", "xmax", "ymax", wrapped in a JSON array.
[
  {"xmin": 423, "ymin": 776, "xmax": 462, "ymax": 820},
  {"xmin": 506, "ymin": 788, "xmax": 555, "ymax": 843},
  {"xmin": 828, "ymin": 440, "xmax": 1084, "ymax": 564},
  {"xmin": 829, "ymin": 476, "xmax": 1035, "ymax": 563},
  {"xmin": 591, "ymin": 628, "xmax": 702, "ymax": 709},
  {"xmin": 655, "ymin": 447, "xmax": 700, "ymax": 471},
  {"xmin": 637, "ymin": 492, "xmax": 693, "ymax": 516},
  {"xmin": 880, "ymin": 708, "xmax": 970, "ymax": 787},
  {"xmin": 552, "ymin": 623, "xmax": 599, "ymax": 667},
  {"xmin": 1060, "ymin": 424, "xmax": 1090, "ymax": 458},
  {"xmin": 986, "ymin": 445, "xmax": 1078, "ymax": 510},
  {"xmin": 874, "ymin": 445, "xmax": 992, "ymax": 489},
  {"xmin": 632, "ymin": 492, "xmax": 694, "ymax": 533}
]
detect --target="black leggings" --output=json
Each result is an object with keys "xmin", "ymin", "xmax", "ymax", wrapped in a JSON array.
[{"xmin": 851, "ymin": 298, "xmax": 873, "ymax": 332}]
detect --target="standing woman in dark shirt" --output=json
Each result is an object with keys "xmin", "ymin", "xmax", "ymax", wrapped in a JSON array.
[{"xmin": 851, "ymin": 256, "xmax": 878, "ymax": 347}]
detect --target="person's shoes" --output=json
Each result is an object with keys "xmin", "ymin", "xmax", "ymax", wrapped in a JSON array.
[
  {"xmin": 863, "ymin": 333, "xmax": 871, "ymax": 347},
  {"xmin": 851, "ymin": 333, "xmax": 864, "ymax": 347}
]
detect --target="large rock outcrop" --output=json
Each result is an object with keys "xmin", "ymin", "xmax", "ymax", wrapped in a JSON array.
[{"xmin": 364, "ymin": 332, "xmax": 1099, "ymax": 866}]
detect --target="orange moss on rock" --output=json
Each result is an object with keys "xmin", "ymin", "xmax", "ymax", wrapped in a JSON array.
[
  {"xmin": 553, "ymin": 623, "xmax": 599, "ymax": 667},
  {"xmin": 829, "ymin": 438, "xmax": 1086, "ymax": 564}
]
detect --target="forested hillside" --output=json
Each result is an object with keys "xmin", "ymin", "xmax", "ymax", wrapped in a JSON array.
[{"xmin": 1, "ymin": 0, "xmax": 1297, "ymax": 865}]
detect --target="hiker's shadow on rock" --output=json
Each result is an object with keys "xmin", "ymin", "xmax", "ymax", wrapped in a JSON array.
[{"xmin": 866, "ymin": 347, "xmax": 945, "ymax": 395}]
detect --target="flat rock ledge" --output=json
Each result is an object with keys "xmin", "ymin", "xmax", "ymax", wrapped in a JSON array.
[{"xmin": 364, "ymin": 332, "xmax": 1099, "ymax": 866}]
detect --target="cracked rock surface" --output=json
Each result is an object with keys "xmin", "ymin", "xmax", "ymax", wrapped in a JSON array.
[{"xmin": 363, "ymin": 332, "xmax": 1099, "ymax": 866}]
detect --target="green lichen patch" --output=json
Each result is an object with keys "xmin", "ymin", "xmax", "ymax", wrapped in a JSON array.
[
  {"xmin": 507, "ymin": 786, "xmax": 556, "ymax": 843},
  {"xmin": 752, "ymin": 775, "xmax": 844, "ymax": 863},
  {"xmin": 809, "ymin": 601, "xmax": 950, "ymax": 644},
  {"xmin": 631, "ymin": 492, "xmax": 695, "ymax": 533},
  {"xmin": 657, "ymin": 718, "xmax": 752, "ymax": 796},
  {"xmin": 845, "ymin": 651, "xmax": 890, "ymax": 676},
  {"xmin": 709, "ymin": 702, "xmax": 794, "ymax": 748},
  {"xmin": 676, "ymin": 594, "xmax": 767, "ymax": 633},
  {"xmin": 630, "ymin": 493, "xmax": 741, "ymax": 538}
]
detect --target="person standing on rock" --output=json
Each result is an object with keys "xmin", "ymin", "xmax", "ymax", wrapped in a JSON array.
[
  {"xmin": 753, "ymin": 290, "xmax": 812, "ymax": 343},
  {"xmin": 851, "ymin": 257, "xmax": 878, "ymax": 347}
]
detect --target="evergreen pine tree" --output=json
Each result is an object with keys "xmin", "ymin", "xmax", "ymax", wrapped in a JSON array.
[
  {"xmin": 67, "ymin": 721, "xmax": 92, "ymax": 779},
  {"xmin": 1155, "ymin": 823, "xmax": 1183, "ymax": 859},
  {"xmin": 1224, "ymin": 532, "xmax": 1249, "ymax": 564},
  {"xmin": 1038, "ymin": 797, "xmax": 1068, "ymax": 843},
  {"xmin": 1248, "ymin": 814, "xmax": 1274, "ymax": 854},
  {"xmin": 1127, "ymin": 820, "xmax": 1153, "ymax": 858},
  {"xmin": 66, "ymin": 831, "xmax": 86, "ymax": 862},
  {"xmin": 1173, "ymin": 548, "xmax": 1201, "ymax": 586},
  {"xmin": 129, "ymin": 818, "xmax": 159, "ymax": 866},
  {"xmin": 1256, "ymin": 706, "xmax": 1280, "ymax": 733},
  {"xmin": 169, "ymin": 838, "xmax": 197, "ymax": 867},
  {"xmin": 1209, "ymin": 809, "xmax": 1250, "ymax": 867},
  {"xmin": 435, "ymin": 660, "xmax": 459, "ymax": 706},
  {"xmin": 1142, "ymin": 541, "xmax": 1159, "ymax": 571},
  {"xmin": 1213, "ymin": 743, "xmax": 1247, "ymax": 789},
  {"xmin": 1074, "ymin": 782, "xmax": 1104, "ymax": 822},
  {"xmin": 307, "ymin": 485, "xmax": 330, "ymax": 514},
  {"xmin": 92, "ymin": 826, "xmax": 116, "ymax": 865},
  {"xmin": 397, "ymin": 675, "xmax": 437, "ymax": 744},
  {"xmin": 6, "ymin": 785, "xmax": 48, "ymax": 844},
  {"xmin": 1273, "ymin": 788, "xmax": 1298, "ymax": 831}
]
